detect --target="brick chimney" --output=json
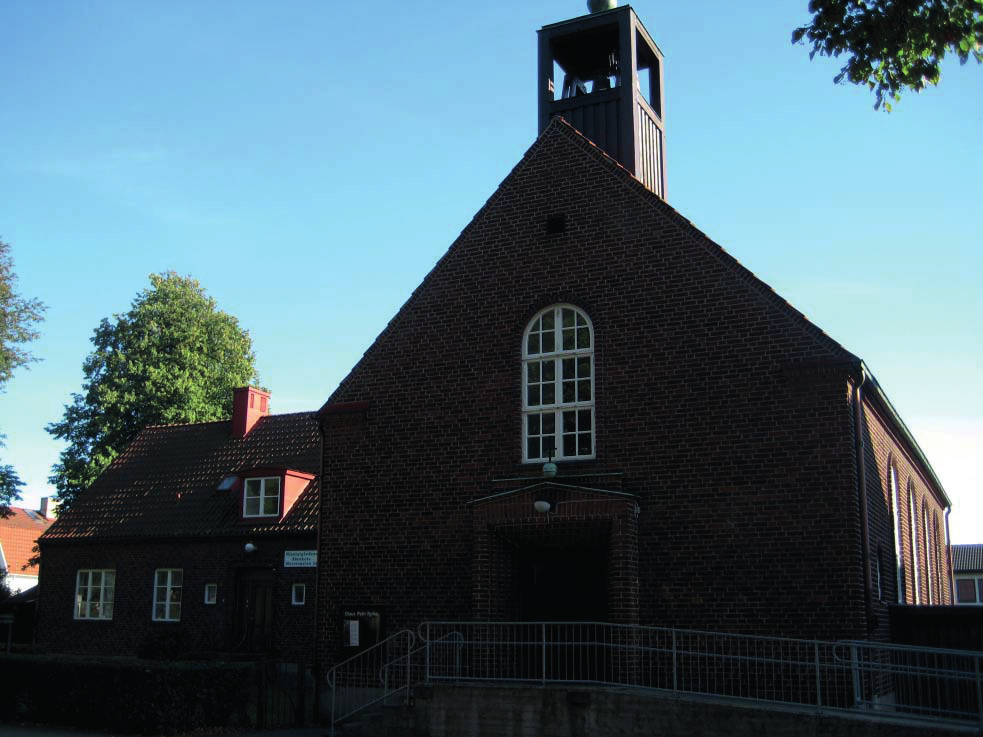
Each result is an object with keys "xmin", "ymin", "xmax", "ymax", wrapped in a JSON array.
[
  {"xmin": 232, "ymin": 386, "xmax": 270, "ymax": 438},
  {"xmin": 39, "ymin": 496, "xmax": 57, "ymax": 519}
]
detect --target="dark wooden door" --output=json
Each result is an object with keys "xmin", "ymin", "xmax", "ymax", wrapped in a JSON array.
[{"xmin": 234, "ymin": 569, "xmax": 275, "ymax": 652}]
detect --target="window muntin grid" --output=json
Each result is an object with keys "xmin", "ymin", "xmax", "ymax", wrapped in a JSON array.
[
  {"xmin": 153, "ymin": 568, "xmax": 183, "ymax": 622},
  {"xmin": 523, "ymin": 305, "xmax": 594, "ymax": 462},
  {"xmin": 74, "ymin": 569, "xmax": 115, "ymax": 620},
  {"xmin": 243, "ymin": 476, "xmax": 281, "ymax": 518}
]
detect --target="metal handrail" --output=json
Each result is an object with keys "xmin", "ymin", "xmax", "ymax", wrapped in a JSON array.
[
  {"xmin": 326, "ymin": 628, "xmax": 415, "ymax": 735},
  {"xmin": 417, "ymin": 621, "xmax": 983, "ymax": 725}
]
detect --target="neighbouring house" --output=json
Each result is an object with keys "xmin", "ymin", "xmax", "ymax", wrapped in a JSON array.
[
  {"xmin": 36, "ymin": 387, "xmax": 321, "ymax": 660},
  {"xmin": 0, "ymin": 499, "xmax": 55, "ymax": 595},
  {"xmin": 313, "ymin": 3, "xmax": 951, "ymax": 669},
  {"xmin": 953, "ymin": 544, "xmax": 983, "ymax": 605}
]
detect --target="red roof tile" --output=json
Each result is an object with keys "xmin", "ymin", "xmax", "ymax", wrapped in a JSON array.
[
  {"xmin": 41, "ymin": 412, "xmax": 320, "ymax": 542},
  {"xmin": 0, "ymin": 507, "xmax": 53, "ymax": 575}
]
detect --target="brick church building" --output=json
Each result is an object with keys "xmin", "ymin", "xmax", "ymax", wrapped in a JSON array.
[
  {"xmin": 313, "ymin": 3, "xmax": 951, "ymax": 666},
  {"xmin": 35, "ymin": 4, "xmax": 951, "ymax": 666}
]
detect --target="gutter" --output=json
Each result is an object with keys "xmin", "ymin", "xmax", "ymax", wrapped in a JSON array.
[{"xmin": 856, "ymin": 361, "xmax": 950, "ymax": 508}]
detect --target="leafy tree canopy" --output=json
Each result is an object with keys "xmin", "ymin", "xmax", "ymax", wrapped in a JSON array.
[
  {"xmin": 47, "ymin": 272, "xmax": 258, "ymax": 510},
  {"xmin": 0, "ymin": 239, "xmax": 45, "ymax": 390},
  {"xmin": 0, "ymin": 458, "xmax": 24, "ymax": 520},
  {"xmin": 0, "ymin": 239, "xmax": 45, "ymax": 518},
  {"xmin": 793, "ymin": 0, "xmax": 983, "ymax": 110}
]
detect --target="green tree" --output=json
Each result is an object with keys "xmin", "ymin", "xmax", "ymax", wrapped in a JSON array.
[
  {"xmin": 1, "ymin": 239, "xmax": 45, "ymax": 387},
  {"xmin": 793, "ymin": 0, "xmax": 983, "ymax": 110},
  {"xmin": 47, "ymin": 272, "xmax": 258, "ymax": 510},
  {"xmin": 0, "ymin": 239, "xmax": 46, "ymax": 518}
]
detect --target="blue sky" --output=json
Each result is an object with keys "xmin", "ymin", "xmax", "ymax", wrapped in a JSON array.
[{"xmin": 1, "ymin": 1, "xmax": 980, "ymax": 541}]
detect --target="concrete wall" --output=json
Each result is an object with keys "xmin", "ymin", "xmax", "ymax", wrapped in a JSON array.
[{"xmin": 397, "ymin": 684, "xmax": 972, "ymax": 737}]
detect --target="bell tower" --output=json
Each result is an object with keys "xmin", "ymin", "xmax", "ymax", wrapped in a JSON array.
[{"xmin": 538, "ymin": 2, "xmax": 666, "ymax": 198}]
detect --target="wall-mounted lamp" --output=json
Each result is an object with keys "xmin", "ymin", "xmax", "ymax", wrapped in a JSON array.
[
  {"xmin": 534, "ymin": 500, "xmax": 552, "ymax": 514},
  {"xmin": 244, "ymin": 542, "xmax": 257, "ymax": 554}
]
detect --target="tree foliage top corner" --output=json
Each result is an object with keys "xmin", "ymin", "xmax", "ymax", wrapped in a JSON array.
[{"xmin": 793, "ymin": 0, "xmax": 983, "ymax": 110}]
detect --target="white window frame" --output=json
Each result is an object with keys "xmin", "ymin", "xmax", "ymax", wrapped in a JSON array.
[
  {"xmin": 291, "ymin": 583, "xmax": 306, "ymax": 606},
  {"xmin": 153, "ymin": 568, "xmax": 183, "ymax": 622},
  {"xmin": 908, "ymin": 484, "xmax": 921, "ymax": 604},
  {"xmin": 74, "ymin": 569, "xmax": 116, "ymax": 620},
  {"xmin": 922, "ymin": 501, "xmax": 934, "ymax": 605},
  {"xmin": 889, "ymin": 464, "xmax": 905, "ymax": 603},
  {"xmin": 522, "ymin": 304, "xmax": 595, "ymax": 462},
  {"xmin": 243, "ymin": 476, "xmax": 281, "ymax": 518},
  {"xmin": 204, "ymin": 582, "xmax": 218, "ymax": 605}
]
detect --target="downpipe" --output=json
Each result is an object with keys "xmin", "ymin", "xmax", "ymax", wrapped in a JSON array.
[{"xmin": 853, "ymin": 372, "xmax": 875, "ymax": 634}]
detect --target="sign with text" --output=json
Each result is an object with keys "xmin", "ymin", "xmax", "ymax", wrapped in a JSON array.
[
  {"xmin": 283, "ymin": 550, "xmax": 317, "ymax": 567},
  {"xmin": 341, "ymin": 607, "xmax": 383, "ymax": 652}
]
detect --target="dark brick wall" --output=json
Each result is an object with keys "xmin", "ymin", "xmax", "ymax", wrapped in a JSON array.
[
  {"xmin": 37, "ymin": 534, "xmax": 317, "ymax": 661},
  {"xmin": 861, "ymin": 391, "xmax": 952, "ymax": 624},
  {"xmin": 315, "ymin": 121, "xmax": 894, "ymax": 667}
]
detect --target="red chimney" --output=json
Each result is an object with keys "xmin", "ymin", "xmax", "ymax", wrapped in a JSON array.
[{"xmin": 232, "ymin": 386, "xmax": 270, "ymax": 438}]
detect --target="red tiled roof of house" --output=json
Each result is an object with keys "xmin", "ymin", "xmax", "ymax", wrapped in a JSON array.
[
  {"xmin": 41, "ymin": 411, "xmax": 320, "ymax": 542},
  {"xmin": 0, "ymin": 507, "xmax": 53, "ymax": 575}
]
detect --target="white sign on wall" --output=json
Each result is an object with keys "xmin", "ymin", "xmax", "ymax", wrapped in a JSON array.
[{"xmin": 284, "ymin": 550, "xmax": 317, "ymax": 567}]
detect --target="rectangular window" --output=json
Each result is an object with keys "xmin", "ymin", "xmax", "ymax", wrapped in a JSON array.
[
  {"xmin": 153, "ymin": 568, "xmax": 183, "ymax": 621},
  {"xmin": 204, "ymin": 583, "xmax": 218, "ymax": 605},
  {"xmin": 292, "ymin": 583, "xmax": 306, "ymax": 606},
  {"xmin": 955, "ymin": 576, "xmax": 982, "ymax": 605},
  {"xmin": 243, "ymin": 476, "xmax": 281, "ymax": 517},
  {"xmin": 75, "ymin": 569, "xmax": 115, "ymax": 620}
]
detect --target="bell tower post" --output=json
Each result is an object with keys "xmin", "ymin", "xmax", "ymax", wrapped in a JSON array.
[{"xmin": 538, "ymin": 2, "xmax": 667, "ymax": 198}]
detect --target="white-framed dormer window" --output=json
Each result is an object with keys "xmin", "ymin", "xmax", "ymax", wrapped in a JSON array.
[
  {"xmin": 153, "ymin": 568, "xmax": 183, "ymax": 622},
  {"xmin": 204, "ymin": 583, "xmax": 218, "ymax": 605},
  {"xmin": 75, "ymin": 569, "xmax": 116, "ymax": 620},
  {"xmin": 243, "ymin": 476, "xmax": 281, "ymax": 518},
  {"xmin": 523, "ymin": 305, "xmax": 594, "ymax": 462},
  {"xmin": 292, "ymin": 583, "xmax": 306, "ymax": 606}
]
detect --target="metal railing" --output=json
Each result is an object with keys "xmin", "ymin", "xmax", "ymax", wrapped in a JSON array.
[
  {"xmin": 417, "ymin": 621, "xmax": 983, "ymax": 725},
  {"xmin": 326, "ymin": 628, "xmax": 415, "ymax": 733},
  {"xmin": 326, "ymin": 622, "xmax": 983, "ymax": 729}
]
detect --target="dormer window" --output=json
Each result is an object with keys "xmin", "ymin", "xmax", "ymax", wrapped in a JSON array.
[{"xmin": 243, "ymin": 476, "xmax": 281, "ymax": 518}]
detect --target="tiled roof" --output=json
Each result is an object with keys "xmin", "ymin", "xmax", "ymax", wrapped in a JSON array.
[
  {"xmin": 42, "ymin": 412, "xmax": 320, "ymax": 542},
  {"xmin": 953, "ymin": 544, "xmax": 983, "ymax": 573},
  {"xmin": 0, "ymin": 507, "xmax": 54, "ymax": 575}
]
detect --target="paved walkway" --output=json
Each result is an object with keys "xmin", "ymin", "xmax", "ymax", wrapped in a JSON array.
[{"xmin": 0, "ymin": 725, "xmax": 328, "ymax": 737}]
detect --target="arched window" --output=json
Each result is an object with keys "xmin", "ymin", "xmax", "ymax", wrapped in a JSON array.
[
  {"xmin": 908, "ymin": 483, "xmax": 921, "ymax": 604},
  {"xmin": 934, "ymin": 512, "xmax": 945, "ymax": 603},
  {"xmin": 889, "ymin": 464, "xmax": 905, "ymax": 603},
  {"xmin": 923, "ymin": 500, "xmax": 934, "ymax": 605},
  {"xmin": 523, "ymin": 305, "xmax": 594, "ymax": 462}
]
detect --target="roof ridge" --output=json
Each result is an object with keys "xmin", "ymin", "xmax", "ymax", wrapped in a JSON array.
[
  {"xmin": 141, "ymin": 410, "xmax": 317, "ymax": 431},
  {"xmin": 546, "ymin": 117, "xmax": 857, "ymax": 363},
  {"xmin": 320, "ymin": 130, "xmax": 559, "ymax": 411}
]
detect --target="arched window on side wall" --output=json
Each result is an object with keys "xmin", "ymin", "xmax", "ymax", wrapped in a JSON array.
[
  {"xmin": 889, "ymin": 464, "xmax": 905, "ymax": 603},
  {"xmin": 908, "ymin": 483, "xmax": 921, "ymax": 604},
  {"xmin": 523, "ymin": 305, "xmax": 594, "ymax": 462},
  {"xmin": 934, "ymin": 512, "xmax": 945, "ymax": 603},
  {"xmin": 923, "ymin": 500, "xmax": 934, "ymax": 605}
]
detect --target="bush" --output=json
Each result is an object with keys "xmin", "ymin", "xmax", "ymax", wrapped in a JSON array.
[{"xmin": 0, "ymin": 654, "xmax": 258, "ymax": 734}]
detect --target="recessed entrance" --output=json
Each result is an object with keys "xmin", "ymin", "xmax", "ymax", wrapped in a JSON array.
[
  {"xmin": 233, "ymin": 568, "xmax": 274, "ymax": 652},
  {"xmin": 515, "ymin": 539, "xmax": 609, "ymax": 622}
]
